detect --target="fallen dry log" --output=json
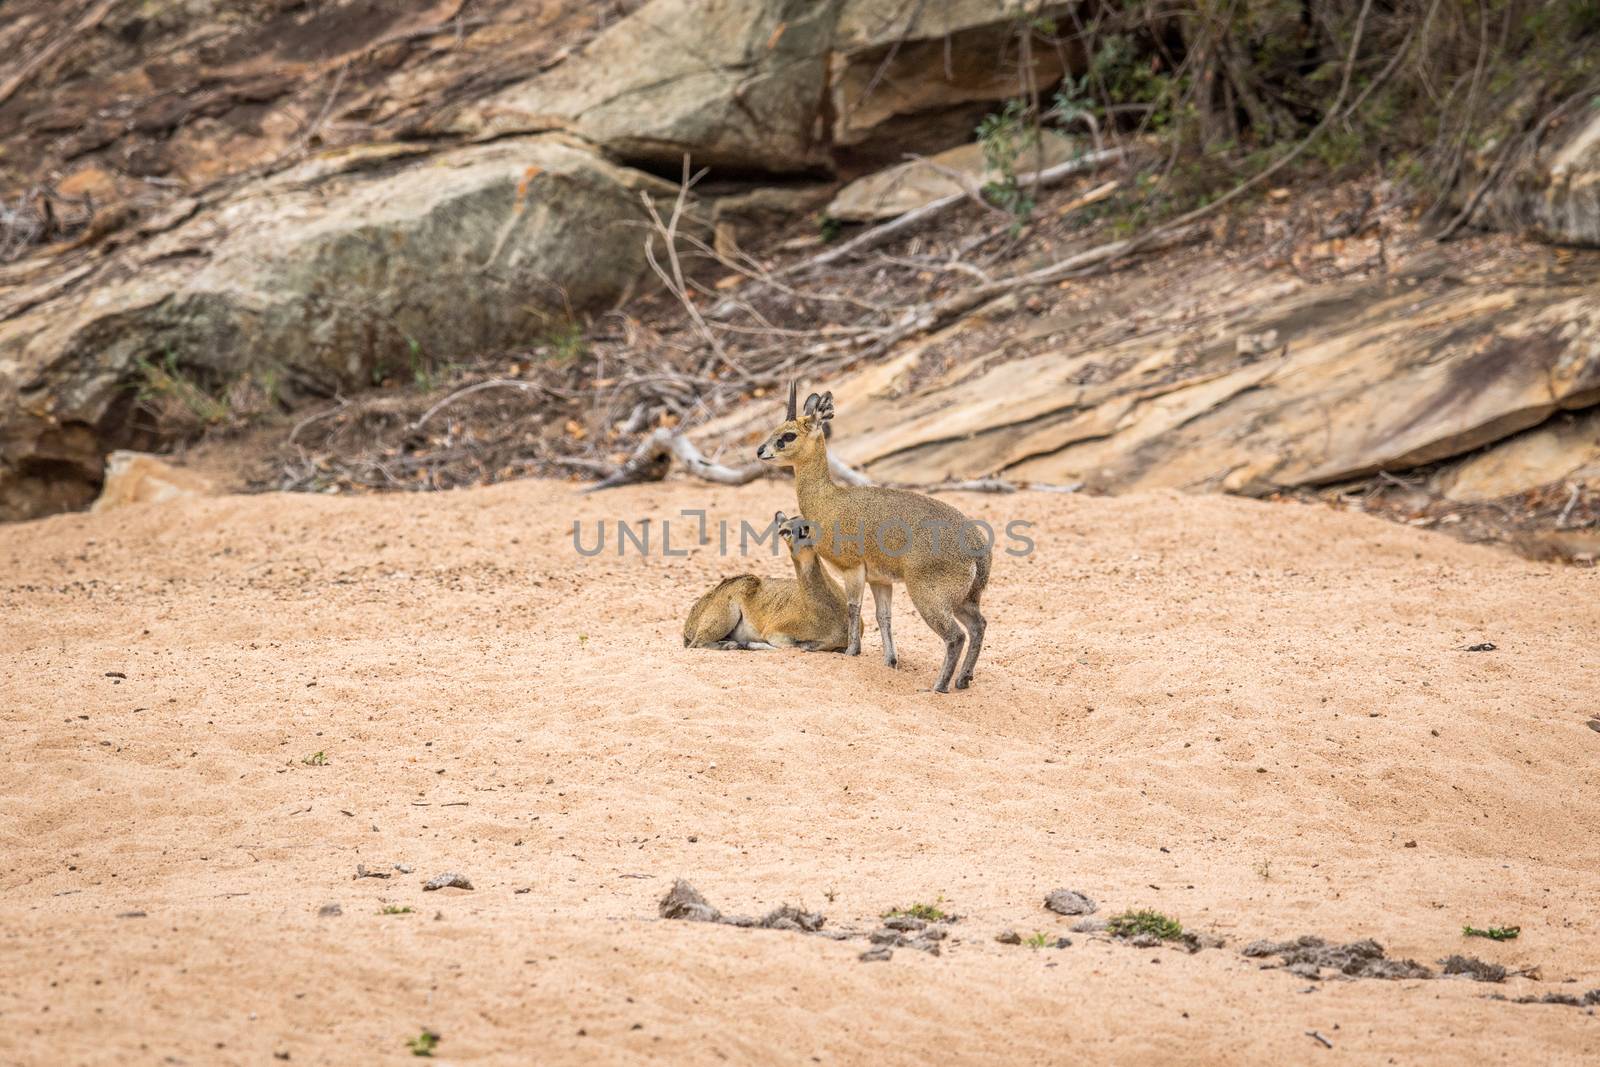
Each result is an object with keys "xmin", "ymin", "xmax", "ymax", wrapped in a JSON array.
[{"xmin": 586, "ymin": 429, "xmax": 870, "ymax": 492}]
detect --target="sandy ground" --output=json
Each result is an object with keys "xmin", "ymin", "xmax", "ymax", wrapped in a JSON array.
[{"xmin": 2, "ymin": 479, "xmax": 1598, "ymax": 1066}]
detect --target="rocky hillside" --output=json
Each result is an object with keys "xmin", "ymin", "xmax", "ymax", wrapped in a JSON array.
[{"xmin": 2, "ymin": 0, "xmax": 1598, "ymax": 545}]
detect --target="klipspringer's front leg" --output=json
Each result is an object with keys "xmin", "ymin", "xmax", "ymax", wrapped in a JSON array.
[
  {"xmin": 840, "ymin": 566, "xmax": 867, "ymax": 656},
  {"xmin": 869, "ymin": 580, "xmax": 897, "ymax": 668}
]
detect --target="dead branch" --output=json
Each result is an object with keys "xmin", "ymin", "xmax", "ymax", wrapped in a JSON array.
[
  {"xmin": 586, "ymin": 428, "xmax": 764, "ymax": 491},
  {"xmin": 585, "ymin": 429, "xmax": 873, "ymax": 492},
  {"xmin": 779, "ymin": 148, "xmax": 1123, "ymax": 277}
]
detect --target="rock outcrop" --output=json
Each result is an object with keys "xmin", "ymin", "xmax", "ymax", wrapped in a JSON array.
[
  {"xmin": 2, "ymin": 0, "xmax": 1089, "ymax": 519},
  {"xmin": 476, "ymin": 0, "xmax": 838, "ymax": 173},
  {"xmin": 1479, "ymin": 108, "xmax": 1600, "ymax": 247},
  {"xmin": 91, "ymin": 451, "xmax": 213, "ymax": 513},
  {"xmin": 828, "ymin": 131, "xmax": 1081, "ymax": 221},
  {"xmin": 1, "ymin": 136, "xmax": 682, "ymax": 520},
  {"xmin": 829, "ymin": 1, "xmax": 1079, "ymax": 168},
  {"xmin": 697, "ymin": 247, "xmax": 1600, "ymax": 500}
]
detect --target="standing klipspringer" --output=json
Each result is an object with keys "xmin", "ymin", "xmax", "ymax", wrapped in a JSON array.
[{"xmin": 755, "ymin": 383, "xmax": 991, "ymax": 693}]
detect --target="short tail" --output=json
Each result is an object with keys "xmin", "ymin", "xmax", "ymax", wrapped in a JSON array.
[{"xmin": 969, "ymin": 548, "xmax": 991, "ymax": 603}]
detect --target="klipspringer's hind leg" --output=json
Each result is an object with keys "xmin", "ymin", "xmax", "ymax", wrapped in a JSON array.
[
  {"xmin": 908, "ymin": 584, "xmax": 965, "ymax": 694},
  {"xmin": 953, "ymin": 599, "xmax": 986, "ymax": 689},
  {"xmin": 707, "ymin": 639, "xmax": 777, "ymax": 650},
  {"xmin": 684, "ymin": 598, "xmax": 744, "ymax": 648},
  {"xmin": 870, "ymin": 580, "xmax": 897, "ymax": 668}
]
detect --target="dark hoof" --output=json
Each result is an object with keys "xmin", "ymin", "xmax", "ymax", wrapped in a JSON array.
[
  {"xmin": 885, "ymin": 655, "xmax": 898, "ymax": 669},
  {"xmin": 955, "ymin": 675, "xmax": 971, "ymax": 690},
  {"xmin": 846, "ymin": 646, "xmax": 861, "ymax": 657},
  {"xmin": 932, "ymin": 683, "xmax": 950, "ymax": 694}
]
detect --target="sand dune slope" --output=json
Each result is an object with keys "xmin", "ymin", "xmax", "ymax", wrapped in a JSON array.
[{"xmin": 2, "ymin": 481, "xmax": 1598, "ymax": 1065}]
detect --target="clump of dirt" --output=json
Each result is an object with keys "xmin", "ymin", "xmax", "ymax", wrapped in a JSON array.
[
  {"xmin": 658, "ymin": 879, "xmax": 723, "ymax": 923},
  {"xmin": 658, "ymin": 880, "xmax": 834, "ymax": 937},
  {"xmin": 866, "ymin": 917, "xmax": 947, "ymax": 957},
  {"xmin": 1438, "ymin": 955, "xmax": 1508, "ymax": 983},
  {"xmin": 1488, "ymin": 989, "xmax": 1600, "ymax": 1008},
  {"xmin": 1243, "ymin": 936, "xmax": 1434, "ymax": 980},
  {"xmin": 758, "ymin": 905, "xmax": 827, "ymax": 934},
  {"xmin": 1043, "ymin": 888, "xmax": 1097, "ymax": 916}
]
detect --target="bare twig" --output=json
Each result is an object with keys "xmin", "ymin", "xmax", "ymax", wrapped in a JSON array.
[
  {"xmin": 639, "ymin": 157, "xmax": 751, "ymax": 381},
  {"xmin": 412, "ymin": 378, "xmax": 549, "ymax": 431}
]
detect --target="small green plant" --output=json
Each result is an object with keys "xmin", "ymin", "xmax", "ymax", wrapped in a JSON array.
[
  {"xmin": 818, "ymin": 214, "xmax": 842, "ymax": 243},
  {"xmin": 883, "ymin": 897, "xmax": 950, "ymax": 923},
  {"xmin": 407, "ymin": 1028, "xmax": 440, "ymax": 1056},
  {"xmin": 577, "ymin": 633, "xmax": 588, "ymax": 648},
  {"xmin": 1463, "ymin": 925, "xmax": 1520, "ymax": 941},
  {"xmin": 302, "ymin": 751, "xmax": 327, "ymax": 767},
  {"xmin": 1025, "ymin": 931, "xmax": 1050, "ymax": 949},
  {"xmin": 1254, "ymin": 858, "xmax": 1273, "ymax": 881},
  {"xmin": 539, "ymin": 320, "xmax": 587, "ymax": 365},
  {"xmin": 1106, "ymin": 909, "xmax": 1184, "ymax": 940},
  {"xmin": 382, "ymin": 905, "xmax": 414, "ymax": 915},
  {"xmin": 976, "ymin": 98, "xmax": 1040, "ymax": 229},
  {"xmin": 404, "ymin": 333, "xmax": 433, "ymax": 389},
  {"xmin": 1072, "ymin": 33, "xmax": 1174, "ymax": 131}
]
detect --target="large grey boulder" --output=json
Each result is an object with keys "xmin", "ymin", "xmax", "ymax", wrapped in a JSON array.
[
  {"xmin": 0, "ymin": 135, "xmax": 682, "ymax": 521},
  {"xmin": 478, "ymin": 0, "xmax": 838, "ymax": 173},
  {"xmin": 475, "ymin": 0, "xmax": 1080, "ymax": 175}
]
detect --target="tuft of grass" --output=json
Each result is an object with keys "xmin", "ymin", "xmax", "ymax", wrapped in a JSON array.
[
  {"xmin": 407, "ymin": 1029, "xmax": 440, "ymax": 1057},
  {"xmin": 382, "ymin": 905, "xmax": 414, "ymax": 915},
  {"xmin": 1254, "ymin": 858, "xmax": 1273, "ymax": 881},
  {"xmin": 302, "ymin": 751, "xmax": 327, "ymax": 767},
  {"xmin": 135, "ymin": 350, "xmax": 230, "ymax": 428},
  {"xmin": 883, "ymin": 897, "xmax": 950, "ymax": 923},
  {"xmin": 1025, "ymin": 931, "xmax": 1050, "ymax": 950},
  {"xmin": 1463, "ymin": 924, "xmax": 1520, "ymax": 941},
  {"xmin": 1106, "ymin": 909, "xmax": 1184, "ymax": 940},
  {"xmin": 538, "ymin": 320, "xmax": 587, "ymax": 365}
]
